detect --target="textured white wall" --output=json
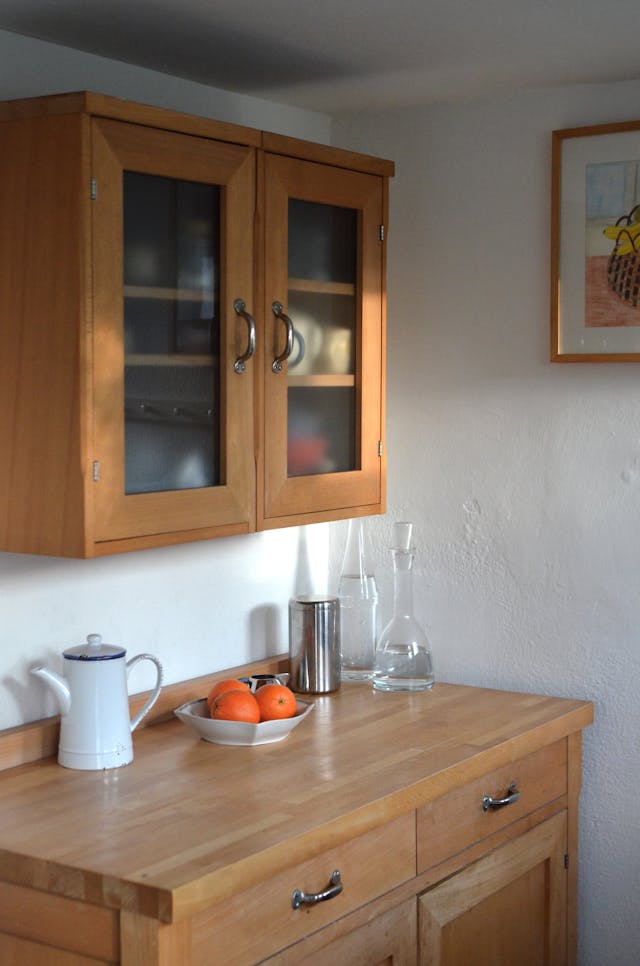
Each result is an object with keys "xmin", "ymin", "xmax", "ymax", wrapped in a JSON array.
[
  {"xmin": 332, "ymin": 81, "xmax": 640, "ymax": 966},
  {"xmin": 0, "ymin": 30, "xmax": 332, "ymax": 728}
]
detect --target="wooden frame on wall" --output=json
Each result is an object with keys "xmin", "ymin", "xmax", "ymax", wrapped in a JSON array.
[{"xmin": 551, "ymin": 119, "xmax": 640, "ymax": 362}]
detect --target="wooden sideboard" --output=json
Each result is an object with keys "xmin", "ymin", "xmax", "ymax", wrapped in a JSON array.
[{"xmin": 0, "ymin": 661, "xmax": 593, "ymax": 965}]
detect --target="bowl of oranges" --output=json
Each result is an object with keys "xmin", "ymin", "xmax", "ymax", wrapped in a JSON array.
[{"xmin": 174, "ymin": 677, "xmax": 314, "ymax": 746}]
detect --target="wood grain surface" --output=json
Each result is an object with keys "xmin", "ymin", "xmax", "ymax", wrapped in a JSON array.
[{"xmin": 0, "ymin": 678, "xmax": 592, "ymax": 926}]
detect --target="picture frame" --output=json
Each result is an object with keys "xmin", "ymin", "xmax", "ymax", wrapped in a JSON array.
[{"xmin": 551, "ymin": 120, "xmax": 640, "ymax": 362}]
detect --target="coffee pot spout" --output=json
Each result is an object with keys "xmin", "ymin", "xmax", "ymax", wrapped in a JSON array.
[{"xmin": 30, "ymin": 665, "xmax": 72, "ymax": 716}]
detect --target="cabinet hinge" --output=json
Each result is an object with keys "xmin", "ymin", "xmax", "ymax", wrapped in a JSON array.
[
  {"xmin": 564, "ymin": 853, "xmax": 570, "ymax": 870},
  {"xmin": 379, "ymin": 224, "xmax": 385, "ymax": 242},
  {"xmin": 378, "ymin": 440, "xmax": 383, "ymax": 457},
  {"xmin": 92, "ymin": 460, "xmax": 100, "ymax": 482},
  {"xmin": 90, "ymin": 178, "xmax": 97, "ymax": 201}
]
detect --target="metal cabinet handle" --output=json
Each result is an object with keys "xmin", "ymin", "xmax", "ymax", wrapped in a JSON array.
[
  {"xmin": 291, "ymin": 869, "xmax": 343, "ymax": 909},
  {"xmin": 482, "ymin": 781, "xmax": 520, "ymax": 812},
  {"xmin": 271, "ymin": 300, "xmax": 294, "ymax": 373},
  {"xmin": 233, "ymin": 298, "xmax": 256, "ymax": 373}
]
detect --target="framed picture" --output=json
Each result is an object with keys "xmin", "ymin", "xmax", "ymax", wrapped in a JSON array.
[{"xmin": 551, "ymin": 120, "xmax": 640, "ymax": 361}]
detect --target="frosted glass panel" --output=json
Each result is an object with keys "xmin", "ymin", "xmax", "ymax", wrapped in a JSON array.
[
  {"xmin": 122, "ymin": 172, "xmax": 220, "ymax": 495},
  {"xmin": 288, "ymin": 199, "xmax": 356, "ymax": 283},
  {"xmin": 288, "ymin": 387, "xmax": 355, "ymax": 476},
  {"xmin": 287, "ymin": 199, "xmax": 358, "ymax": 477}
]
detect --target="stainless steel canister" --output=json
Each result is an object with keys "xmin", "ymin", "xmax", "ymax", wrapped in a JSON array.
[{"xmin": 289, "ymin": 595, "xmax": 340, "ymax": 694}]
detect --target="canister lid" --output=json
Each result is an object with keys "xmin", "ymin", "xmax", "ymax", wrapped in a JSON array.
[
  {"xmin": 289, "ymin": 595, "xmax": 338, "ymax": 608},
  {"xmin": 63, "ymin": 633, "xmax": 126, "ymax": 661}
]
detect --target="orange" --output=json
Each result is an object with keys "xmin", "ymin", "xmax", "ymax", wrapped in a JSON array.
[
  {"xmin": 210, "ymin": 689, "xmax": 260, "ymax": 724},
  {"xmin": 206, "ymin": 678, "xmax": 250, "ymax": 715},
  {"xmin": 255, "ymin": 684, "xmax": 297, "ymax": 721}
]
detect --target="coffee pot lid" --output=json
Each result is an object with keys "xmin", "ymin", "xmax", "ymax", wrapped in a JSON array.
[{"xmin": 63, "ymin": 633, "xmax": 126, "ymax": 661}]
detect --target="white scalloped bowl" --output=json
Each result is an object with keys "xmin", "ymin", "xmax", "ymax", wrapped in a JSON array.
[{"xmin": 174, "ymin": 697, "xmax": 315, "ymax": 746}]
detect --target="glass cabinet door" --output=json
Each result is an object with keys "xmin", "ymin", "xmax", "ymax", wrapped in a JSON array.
[
  {"xmin": 262, "ymin": 153, "xmax": 385, "ymax": 524},
  {"xmin": 92, "ymin": 118, "xmax": 256, "ymax": 544}
]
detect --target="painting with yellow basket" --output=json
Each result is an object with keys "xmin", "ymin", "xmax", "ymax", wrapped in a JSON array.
[{"xmin": 552, "ymin": 121, "xmax": 640, "ymax": 360}]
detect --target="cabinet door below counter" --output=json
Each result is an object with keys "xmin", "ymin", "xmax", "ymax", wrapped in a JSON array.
[{"xmin": 418, "ymin": 812, "xmax": 568, "ymax": 966}]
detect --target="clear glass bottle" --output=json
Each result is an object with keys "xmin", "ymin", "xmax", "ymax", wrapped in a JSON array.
[
  {"xmin": 372, "ymin": 521, "xmax": 435, "ymax": 692},
  {"xmin": 337, "ymin": 518, "xmax": 378, "ymax": 681}
]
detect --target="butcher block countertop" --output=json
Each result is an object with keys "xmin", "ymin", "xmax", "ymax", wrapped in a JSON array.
[{"xmin": 0, "ymin": 664, "xmax": 593, "ymax": 928}]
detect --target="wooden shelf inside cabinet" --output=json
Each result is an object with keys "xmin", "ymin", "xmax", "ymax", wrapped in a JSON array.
[
  {"xmin": 125, "ymin": 398, "xmax": 215, "ymax": 424},
  {"xmin": 288, "ymin": 374, "xmax": 355, "ymax": 388},
  {"xmin": 288, "ymin": 277, "xmax": 356, "ymax": 296},
  {"xmin": 124, "ymin": 284, "xmax": 213, "ymax": 303},
  {"xmin": 125, "ymin": 353, "xmax": 216, "ymax": 368}
]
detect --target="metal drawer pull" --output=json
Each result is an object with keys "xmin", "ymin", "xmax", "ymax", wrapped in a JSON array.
[
  {"xmin": 233, "ymin": 299, "xmax": 256, "ymax": 373},
  {"xmin": 271, "ymin": 301, "xmax": 294, "ymax": 372},
  {"xmin": 291, "ymin": 869, "xmax": 343, "ymax": 909},
  {"xmin": 482, "ymin": 781, "xmax": 520, "ymax": 812}
]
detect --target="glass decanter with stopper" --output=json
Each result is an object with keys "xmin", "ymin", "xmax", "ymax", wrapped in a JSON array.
[
  {"xmin": 337, "ymin": 517, "xmax": 378, "ymax": 680},
  {"xmin": 372, "ymin": 521, "xmax": 435, "ymax": 692}
]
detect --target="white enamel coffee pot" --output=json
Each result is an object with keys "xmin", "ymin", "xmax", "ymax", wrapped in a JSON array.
[{"xmin": 31, "ymin": 634, "xmax": 163, "ymax": 770}]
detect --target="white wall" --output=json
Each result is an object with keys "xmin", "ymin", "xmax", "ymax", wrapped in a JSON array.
[
  {"xmin": 332, "ymin": 81, "xmax": 640, "ymax": 966},
  {"xmin": 0, "ymin": 29, "xmax": 332, "ymax": 728},
  {"xmin": 0, "ymin": 29, "xmax": 331, "ymax": 141}
]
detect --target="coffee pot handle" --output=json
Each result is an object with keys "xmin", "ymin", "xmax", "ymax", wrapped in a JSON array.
[{"xmin": 126, "ymin": 654, "xmax": 164, "ymax": 732}]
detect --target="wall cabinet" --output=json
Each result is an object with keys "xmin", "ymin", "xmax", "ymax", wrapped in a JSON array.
[{"xmin": 0, "ymin": 93, "xmax": 392, "ymax": 556}]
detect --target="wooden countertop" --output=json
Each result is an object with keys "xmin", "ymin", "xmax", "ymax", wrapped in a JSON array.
[{"xmin": 0, "ymin": 678, "xmax": 593, "ymax": 925}]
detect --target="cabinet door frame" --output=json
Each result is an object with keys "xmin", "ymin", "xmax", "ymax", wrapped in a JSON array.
[
  {"xmin": 418, "ymin": 811, "xmax": 568, "ymax": 966},
  {"xmin": 260, "ymin": 152, "xmax": 385, "ymax": 527},
  {"xmin": 91, "ymin": 118, "xmax": 256, "ymax": 546}
]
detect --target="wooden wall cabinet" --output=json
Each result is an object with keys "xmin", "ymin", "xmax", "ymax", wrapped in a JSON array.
[
  {"xmin": 0, "ymin": 676, "xmax": 592, "ymax": 965},
  {"xmin": 0, "ymin": 93, "xmax": 392, "ymax": 556}
]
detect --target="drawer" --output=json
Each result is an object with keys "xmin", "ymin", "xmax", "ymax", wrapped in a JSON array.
[
  {"xmin": 0, "ymin": 930, "xmax": 115, "ymax": 965},
  {"xmin": 416, "ymin": 739, "xmax": 567, "ymax": 873},
  {"xmin": 191, "ymin": 812, "xmax": 416, "ymax": 966},
  {"xmin": 0, "ymin": 881, "xmax": 118, "ymax": 963}
]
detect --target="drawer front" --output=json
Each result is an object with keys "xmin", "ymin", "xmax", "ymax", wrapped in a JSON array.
[
  {"xmin": 191, "ymin": 812, "xmax": 416, "ymax": 966},
  {"xmin": 0, "ymin": 881, "xmax": 118, "ymax": 963},
  {"xmin": 0, "ymin": 930, "xmax": 114, "ymax": 965},
  {"xmin": 416, "ymin": 739, "xmax": 567, "ymax": 873}
]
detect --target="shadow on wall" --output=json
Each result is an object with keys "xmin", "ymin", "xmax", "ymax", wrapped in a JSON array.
[
  {"xmin": 4, "ymin": 644, "xmax": 64, "ymax": 722},
  {"xmin": 245, "ymin": 525, "xmax": 325, "ymax": 661},
  {"xmin": 247, "ymin": 605, "xmax": 283, "ymax": 661}
]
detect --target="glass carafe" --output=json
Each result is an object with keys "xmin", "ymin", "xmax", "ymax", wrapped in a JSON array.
[
  {"xmin": 372, "ymin": 522, "xmax": 435, "ymax": 692},
  {"xmin": 337, "ymin": 518, "xmax": 378, "ymax": 680}
]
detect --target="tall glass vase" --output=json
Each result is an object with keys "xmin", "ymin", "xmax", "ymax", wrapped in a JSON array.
[
  {"xmin": 372, "ymin": 521, "xmax": 435, "ymax": 692},
  {"xmin": 337, "ymin": 518, "xmax": 378, "ymax": 680}
]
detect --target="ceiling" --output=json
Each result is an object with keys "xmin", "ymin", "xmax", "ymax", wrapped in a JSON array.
[{"xmin": 1, "ymin": 0, "xmax": 640, "ymax": 114}]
